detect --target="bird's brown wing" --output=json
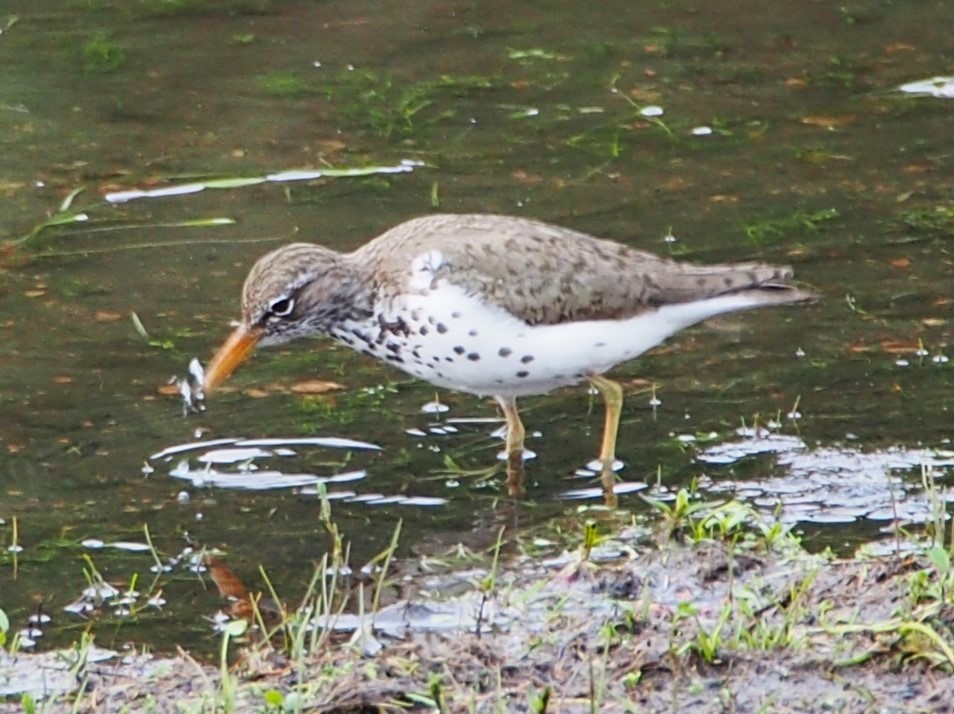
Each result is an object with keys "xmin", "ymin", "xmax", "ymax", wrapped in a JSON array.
[{"xmin": 364, "ymin": 214, "xmax": 808, "ymax": 326}]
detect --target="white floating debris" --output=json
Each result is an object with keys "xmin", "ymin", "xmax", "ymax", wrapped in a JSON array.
[
  {"xmin": 169, "ymin": 461, "xmax": 328, "ymax": 490},
  {"xmin": 151, "ymin": 184, "xmax": 206, "ymax": 198},
  {"xmin": 895, "ymin": 359, "xmax": 910, "ymax": 367},
  {"xmin": 104, "ymin": 189, "xmax": 146, "ymax": 204},
  {"xmin": 149, "ymin": 438, "xmax": 240, "ymax": 461},
  {"xmin": 420, "ymin": 400, "xmax": 450, "ymax": 414},
  {"xmin": 236, "ymin": 436, "xmax": 382, "ymax": 451},
  {"xmin": 198, "ymin": 447, "xmax": 273, "ymax": 464},
  {"xmin": 496, "ymin": 448, "xmax": 537, "ymax": 462},
  {"xmin": 82, "ymin": 582, "xmax": 119, "ymax": 600},
  {"xmin": 265, "ymin": 170, "xmax": 325, "ymax": 182},
  {"xmin": 735, "ymin": 425, "xmax": 772, "ymax": 439},
  {"xmin": 933, "ymin": 354, "xmax": 950, "ymax": 364},
  {"xmin": 639, "ymin": 105, "xmax": 664, "ymax": 117},
  {"xmin": 363, "ymin": 495, "xmax": 409, "ymax": 505},
  {"xmin": 63, "ymin": 599, "xmax": 94, "ymax": 615},
  {"xmin": 898, "ymin": 76, "xmax": 954, "ymax": 99},
  {"xmin": 345, "ymin": 493, "xmax": 387, "ymax": 503},
  {"xmin": 105, "ymin": 161, "xmax": 423, "ymax": 204},
  {"xmin": 325, "ymin": 470, "xmax": 368, "ymax": 483},
  {"xmin": 292, "ymin": 470, "xmax": 368, "ymax": 491},
  {"xmin": 400, "ymin": 496, "xmax": 449, "ymax": 506},
  {"xmin": 795, "ymin": 347, "xmax": 806, "ymax": 358},
  {"xmin": 691, "ymin": 126, "xmax": 713, "ymax": 136},
  {"xmin": 560, "ymin": 482, "xmax": 648, "ymax": 500},
  {"xmin": 106, "ymin": 542, "xmax": 152, "ymax": 552},
  {"xmin": 107, "ymin": 183, "xmax": 206, "ymax": 203},
  {"xmin": 81, "ymin": 539, "xmax": 151, "ymax": 552},
  {"xmin": 586, "ymin": 458, "xmax": 624, "ymax": 472}
]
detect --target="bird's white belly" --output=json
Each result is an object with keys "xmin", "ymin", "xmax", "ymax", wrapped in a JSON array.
[{"xmin": 331, "ymin": 280, "xmax": 768, "ymax": 398}]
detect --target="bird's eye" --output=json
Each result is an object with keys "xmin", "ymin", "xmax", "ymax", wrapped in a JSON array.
[{"xmin": 268, "ymin": 296, "xmax": 295, "ymax": 317}]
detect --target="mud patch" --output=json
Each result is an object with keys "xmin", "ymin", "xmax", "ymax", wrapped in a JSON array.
[{"xmin": 4, "ymin": 513, "xmax": 952, "ymax": 713}]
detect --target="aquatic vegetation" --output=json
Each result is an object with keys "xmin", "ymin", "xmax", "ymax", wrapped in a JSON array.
[
  {"xmin": 82, "ymin": 33, "xmax": 126, "ymax": 73},
  {"xmin": 743, "ymin": 207, "xmax": 839, "ymax": 244},
  {"xmin": 257, "ymin": 71, "xmax": 311, "ymax": 98},
  {"xmin": 898, "ymin": 204, "xmax": 954, "ymax": 237},
  {"xmin": 323, "ymin": 70, "xmax": 493, "ymax": 137}
]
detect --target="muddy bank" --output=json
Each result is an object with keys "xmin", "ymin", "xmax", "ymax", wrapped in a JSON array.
[{"xmin": 3, "ymin": 507, "xmax": 952, "ymax": 713}]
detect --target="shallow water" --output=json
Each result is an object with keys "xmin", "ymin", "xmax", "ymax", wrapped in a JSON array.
[{"xmin": 1, "ymin": 0, "xmax": 953, "ymax": 654}]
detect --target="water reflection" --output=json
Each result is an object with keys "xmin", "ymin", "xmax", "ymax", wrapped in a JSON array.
[{"xmin": 698, "ymin": 427, "xmax": 954, "ymax": 526}]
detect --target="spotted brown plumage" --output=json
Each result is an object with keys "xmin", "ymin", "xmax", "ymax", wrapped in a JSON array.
[{"xmin": 203, "ymin": 213, "xmax": 815, "ymax": 502}]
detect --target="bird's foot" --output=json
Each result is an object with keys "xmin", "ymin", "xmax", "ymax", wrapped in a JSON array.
[{"xmin": 599, "ymin": 466, "xmax": 620, "ymax": 508}]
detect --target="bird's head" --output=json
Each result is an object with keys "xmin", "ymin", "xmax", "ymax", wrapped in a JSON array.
[{"xmin": 202, "ymin": 243, "xmax": 361, "ymax": 394}]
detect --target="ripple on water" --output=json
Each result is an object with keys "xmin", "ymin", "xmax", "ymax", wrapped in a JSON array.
[
  {"xmin": 150, "ymin": 435, "xmax": 447, "ymax": 506},
  {"xmin": 697, "ymin": 430, "xmax": 954, "ymax": 526}
]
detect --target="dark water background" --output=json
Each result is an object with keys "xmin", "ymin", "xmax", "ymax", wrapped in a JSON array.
[{"xmin": 1, "ymin": 0, "xmax": 952, "ymax": 654}]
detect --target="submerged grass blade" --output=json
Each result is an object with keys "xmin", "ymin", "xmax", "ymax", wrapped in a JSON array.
[
  {"xmin": 10, "ymin": 158, "xmax": 418, "ymax": 258},
  {"xmin": 58, "ymin": 187, "xmax": 85, "ymax": 213},
  {"xmin": 105, "ymin": 160, "xmax": 425, "ymax": 204}
]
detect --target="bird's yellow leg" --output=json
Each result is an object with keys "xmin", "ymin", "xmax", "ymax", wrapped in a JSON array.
[
  {"xmin": 589, "ymin": 374, "xmax": 623, "ymax": 507},
  {"xmin": 495, "ymin": 396, "xmax": 526, "ymax": 496}
]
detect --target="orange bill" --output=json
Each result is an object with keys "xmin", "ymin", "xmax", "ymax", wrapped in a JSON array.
[{"xmin": 203, "ymin": 324, "xmax": 262, "ymax": 394}]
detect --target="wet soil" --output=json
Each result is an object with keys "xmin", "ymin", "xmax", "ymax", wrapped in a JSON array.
[{"xmin": 4, "ymin": 522, "xmax": 951, "ymax": 713}]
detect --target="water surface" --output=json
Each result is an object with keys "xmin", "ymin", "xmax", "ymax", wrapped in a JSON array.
[{"xmin": 1, "ymin": 0, "xmax": 953, "ymax": 653}]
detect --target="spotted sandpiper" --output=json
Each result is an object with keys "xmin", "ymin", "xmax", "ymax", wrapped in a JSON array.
[{"xmin": 202, "ymin": 213, "xmax": 814, "ymax": 500}]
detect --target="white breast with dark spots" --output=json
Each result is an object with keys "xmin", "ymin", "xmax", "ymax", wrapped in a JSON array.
[
  {"xmin": 332, "ymin": 251, "xmax": 780, "ymax": 398},
  {"xmin": 349, "ymin": 284, "xmax": 749, "ymax": 398}
]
